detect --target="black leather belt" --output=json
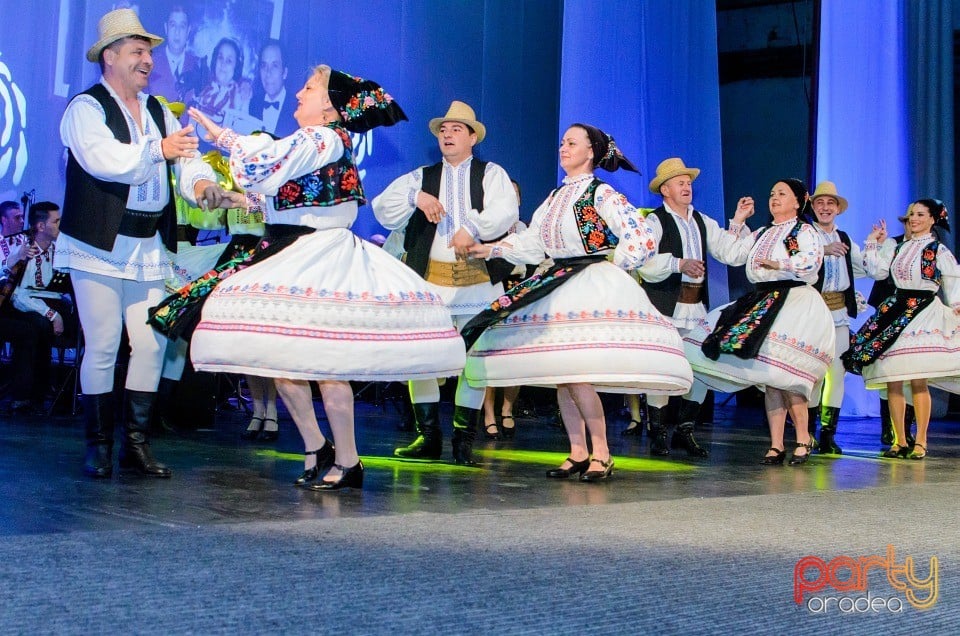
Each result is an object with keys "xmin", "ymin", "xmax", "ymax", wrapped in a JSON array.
[{"xmin": 117, "ymin": 210, "xmax": 162, "ymax": 238}]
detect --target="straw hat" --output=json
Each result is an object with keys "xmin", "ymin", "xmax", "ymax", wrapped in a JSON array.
[
  {"xmin": 648, "ymin": 157, "xmax": 700, "ymax": 194},
  {"xmin": 810, "ymin": 181, "xmax": 849, "ymax": 213},
  {"xmin": 428, "ymin": 101, "xmax": 486, "ymax": 143},
  {"xmin": 86, "ymin": 8, "xmax": 163, "ymax": 63}
]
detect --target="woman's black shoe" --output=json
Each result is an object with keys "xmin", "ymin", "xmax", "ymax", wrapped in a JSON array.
[
  {"xmin": 621, "ymin": 419, "xmax": 644, "ymax": 437},
  {"xmin": 259, "ymin": 417, "xmax": 279, "ymax": 442},
  {"xmin": 311, "ymin": 461, "xmax": 364, "ymax": 491},
  {"xmin": 881, "ymin": 444, "xmax": 910, "ymax": 458},
  {"xmin": 789, "ymin": 442, "xmax": 813, "ymax": 466},
  {"xmin": 760, "ymin": 447, "xmax": 786, "ymax": 465},
  {"xmin": 500, "ymin": 415, "xmax": 516, "ymax": 439},
  {"xmin": 293, "ymin": 441, "xmax": 335, "ymax": 486},
  {"xmin": 240, "ymin": 416, "xmax": 264, "ymax": 441},
  {"xmin": 546, "ymin": 456, "xmax": 590, "ymax": 479},
  {"xmin": 580, "ymin": 457, "xmax": 614, "ymax": 482},
  {"xmin": 483, "ymin": 420, "xmax": 501, "ymax": 440}
]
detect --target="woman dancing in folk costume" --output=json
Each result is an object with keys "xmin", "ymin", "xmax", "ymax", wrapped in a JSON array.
[
  {"xmin": 843, "ymin": 199, "xmax": 960, "ymax": 460},
  {"xmin": 682, "ymin": 179, "xmax": 835, "ymax": 466},
  {"xmin": 187, "ymin": 65, "xmax": 466, "ymax": 490},
  {"xmin": 464, "ymin": 124, "xmax": 693, "ymax": 482}
]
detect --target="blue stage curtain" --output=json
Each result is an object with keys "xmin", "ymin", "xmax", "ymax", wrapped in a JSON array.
[
  {"xmin": 907, "ymin": 0, "xmax": 954, "ymax": 249},
  {"xmin": 558, "ymin": 0, "xmax": 728, "ymax": 303}
]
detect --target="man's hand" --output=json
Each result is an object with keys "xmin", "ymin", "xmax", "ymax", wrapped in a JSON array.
[
  {"xmin": 822, "ymin": 241, "xmax": 849, "ymax": 257},
  {"xmin": 678, "ymin": 258, "xmax": 705, "ymax": 278},
  {"xmin": 14, "ymin": 241, "xmax": 39, "ymax": 264},
  {"xmin": 219, "ymin": 191, "xmax": 248, "ymax": 209},
  {"xmin": 733, "ymin": 196, "xmax": 755, "ymax": 224},
  {"xmin": 51, "ymin": 314, "xmax": 64, "ymax": 336},
  {"xmin": 194, "ymin": 180, "xmax": 226, "ymax": 210},
  {"xmin": 416, "ymin": 191, "xmax": 446, "ymax": 224},
  {"xmin": 449, "ymin": 228, "xmax": 476, "ymax": 261},
  {"xmin": 161, "ymin": 125, "xmax": 200, "ymax": 160}
]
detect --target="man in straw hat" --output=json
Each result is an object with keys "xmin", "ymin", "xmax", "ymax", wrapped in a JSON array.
[
  {"xmin": 637, "ymin": 157, "xmax": 753, "ymax": 457},
  {"xmin": 373, "ymin": 100, "xmax": 519, "ymax": 465},
  {"xmin": 58, "ymin": 8, "xmax": 237, "ymax": 479},
  {"xmin": 807, "ymin": 180, "xmax": 866, "ymax": 455}
]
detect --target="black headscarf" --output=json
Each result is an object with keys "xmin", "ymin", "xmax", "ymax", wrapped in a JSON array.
[
  {"xmin": 327, "ymin": 69, "xmax": 408, "ymax": 133},
  {"xmin": 777, "ymin": 178, "xmax": 812, "ymax": 220},
  {"xmin": 571, "ymin": 123, "xmax": 639, "ymax": 173}
]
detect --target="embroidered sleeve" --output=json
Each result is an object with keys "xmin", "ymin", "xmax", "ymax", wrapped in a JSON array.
[
  {"xmin": 225, "ymin": 126, "xmax": 343, "ymax": 195},
  {"xmin": 706, "ymin": 215, "xmax": 753, "ymax": 266},
  {"xmin": 594, "ymin": 186, "xmax": 656, "ymax": 270},
  {"xmin": 936, "ymin": 245, "xmax": 960, "ymax": 307},
  {"xmin": 634, "ymin": 213, "xmax": 674, "ymax": 282},
  {"xmin": 864, "ymin": 238, "xmax": 894, "ymax": 280},
  {"xmin": 371, "ymin": 168, "xmax": 423, "ymax": 231},
  {"xmin": 490, "ymin": 196, "xmax": 549, "ymax": 265},
  {"xmin": 462, "ymin": 163, "xmax": 520, "ymax": 242}
]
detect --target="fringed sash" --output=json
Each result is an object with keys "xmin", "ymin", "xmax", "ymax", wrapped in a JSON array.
[
  {"xmin": 460, "ymin": 255, "xmax": 607, "ymax": 350},
  {"xmin": 841, "ymin": 289, "xmax": 937, "ymax": 375},
  {"xmin": 700, "ymin": 280, "xmax": 806, "ymax": 361}
]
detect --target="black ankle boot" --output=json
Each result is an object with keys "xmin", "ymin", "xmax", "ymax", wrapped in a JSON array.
[
  {"xmin": 648, "ymin": 406, "xmax": 670, "ymax": 456},
  {"xmin": 394, "ymin": 402, "xmax": 442, "ymax": 459},
  {"xmin": 82, "ymin": 393, "xmax": 115, "ymax": 479},
  {"xmin": 818, "ymin": 406, "xmax": 843, "ymax": 455},
  {"xmin": 879, "ymin": 398, "xmax": 894, "ymax": 446},
  {"xmin": 807, "ymin": 406, "xmax": 820, "ymax": 451},
  {"xmin": 118, "ymin": 390, "xmax": 172, "ymax": 478},
  {"xmin": 451, "ymin": 405, "xmax": 480, "ymax": 466},
  {"xmin": 672, "ymin": 399, "xmax": 708, "ymax": 458}
]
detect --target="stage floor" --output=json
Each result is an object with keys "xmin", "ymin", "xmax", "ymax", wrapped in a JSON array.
[{"xmin": 1, "ymin": 398, "xmax": 958, "ymax": 535}]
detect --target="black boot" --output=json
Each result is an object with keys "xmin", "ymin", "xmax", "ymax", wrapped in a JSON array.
[
  {"xmin": 904, "ymin": 404, "xmax": 916, "ymax": 449},
  {"xmin": 672, "ymin": 399, "xmax": 708, "ymax": 458},
  {"xmin": 118, "ymin": 390, "xmax": 172, "ymax": 477},
  {"xmin": 151, "ymin": 377, "xmax": 179, "ymax": 435},
  {"xmin": 451, "ymin": 405, "xmax": 480, "ymax": 466},
  {"xmin": 819, "ymin": 405, "xmax": 843, "ymax": 455},
  {"xmin": 808, "ymin": 407, "xmax": 821, "ymax": 452},
  {"xmin": 648, "ymin": 406, "xmax": 670, "ymax": 456},
  {"xmin": 394, "ymin": 402, "xmax": 442, "ymax": 459},
  {"xmin": 879, "ymin": 398, "xmax": 894, "ymax": 446},
  {"xmin": 82, "ymin": 393, "xmax": 115, "ymax": 479}
]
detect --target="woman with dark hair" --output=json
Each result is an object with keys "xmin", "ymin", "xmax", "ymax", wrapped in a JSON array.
[
  {"xmin": 465, "ymin": 124, "xmax": 692, "ymax": 482},
  {"xmin": 682, "ymin": 179, "xmax": 835, "ymax": 465},
  {"xmin": 194, "ymin": 38, "xmax": 243, "ymax": 124},
  {"xmin": 844, "ymin": 199, "xmax": 960, "ymax": 459},
  {"xmin": 186, "ymin": 65, "xmax": 465, "ymax": 490}
]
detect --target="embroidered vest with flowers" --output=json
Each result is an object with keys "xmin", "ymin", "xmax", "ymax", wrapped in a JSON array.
[
  {"xmin": 574, "ymin": 179, "xmax": 619, "ymax": 253},
  {"xmin": 894, "ymin": 238, "xmax": 941, "ymax": 286},
  {"xmin": 274, "ymin": 123, "xmax": 365, "ymax": 211}
]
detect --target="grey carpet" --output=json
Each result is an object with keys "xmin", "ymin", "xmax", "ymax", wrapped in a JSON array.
[{"xmin": 1, "ymin": 483, "xmax": 956, "ymax": 635}]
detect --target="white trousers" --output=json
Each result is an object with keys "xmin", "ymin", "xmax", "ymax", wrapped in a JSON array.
[{"xmin": 72, "ymin": 270, "xmax": 165, "ymax": 394}]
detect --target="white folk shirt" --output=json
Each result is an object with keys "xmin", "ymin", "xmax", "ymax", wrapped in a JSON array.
[
  {"xmin": 56, "ymin": 78, "xmax": 216, "ymax": 281},
  {"xmin": 372, "ymin": 156, "xmax": 519, "ymax": 316},
  {"xmin": 638, "ymin": 202, "xmax": 751, "ymax": 330},
  {"xmin": 813, "ymin": 223, "xmax": 867, "ymax": 327},
  {"xmin": 11, "ymin": 241, "xmax": 62, "ymax": 319}
]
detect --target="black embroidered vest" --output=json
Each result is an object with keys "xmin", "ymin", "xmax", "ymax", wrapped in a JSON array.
[
  {"xmin": 273, "ymin": 123, "xmax": 365, "ymax": 211},
  {"xmin": 61, "ymin": 84, "xmax": 177, "ymax": 252},
  {"xmin": 813, "ymin": 229, "xmax": 857, "ymax": 318},
  {"xmin": 642, "ymin": 206, "xmax": 710, "ymax": 316}
]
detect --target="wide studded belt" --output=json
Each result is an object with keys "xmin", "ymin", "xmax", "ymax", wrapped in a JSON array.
[
  {"xmin": 424, "ymin": 258, "xmax": 491, "ymax": 287},
  {"xmin": 821, "ymin": 291, "xmax": 846, "ymax": 311},
  {"xmin": 117, "ymin": 209, "xmax": 162, "ymax": 238},
  {"xmin": 678, "ymin": 282, "xmax": 704, "ymax": 304}
]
